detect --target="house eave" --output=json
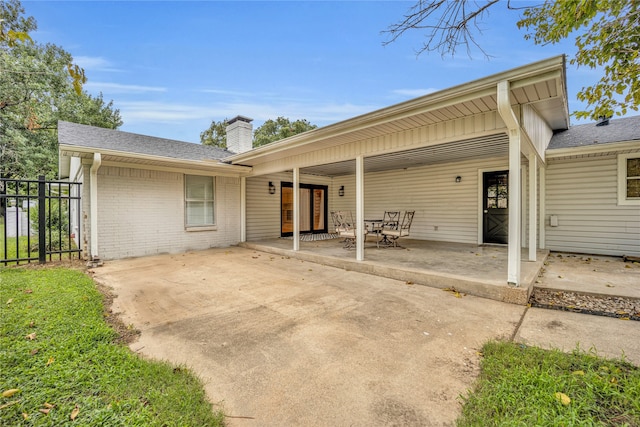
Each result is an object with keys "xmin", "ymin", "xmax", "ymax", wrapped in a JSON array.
[
  {"xmin": 546, "ymin": 140, "xmax": 640, "ymax": 159},
  {"xmin": 59, "ymin": 144, "xmax": 253, "ymax": 176},
  {"xmin": 225, "ymin": 55, "xmax": 568, "ymax": 167}
]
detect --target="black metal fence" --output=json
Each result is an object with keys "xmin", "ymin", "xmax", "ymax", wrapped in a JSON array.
[{"xmin": 1, "ymin": 176, "xmax": 82, "ymax": 265}]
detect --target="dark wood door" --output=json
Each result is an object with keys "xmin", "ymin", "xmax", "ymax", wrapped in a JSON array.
[{"xmin": 483, "ymin": 171, "xmax": 509, "ymax": 244}]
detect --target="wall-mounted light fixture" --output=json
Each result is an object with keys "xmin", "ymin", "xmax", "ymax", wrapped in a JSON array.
[
  {"xmin": 338, "ymin": 185, "xmax": 345, "ymax": 197},
  {"xmin": 455, "ymin": 176, "xmax": 462, "ymax": 183},
  {"xmin": 268, "ymin": 181, "xmax": 276, "ymax": 194}
]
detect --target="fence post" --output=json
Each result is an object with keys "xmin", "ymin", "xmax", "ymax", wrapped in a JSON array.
[{"xmin": 38, "ymin": 175, "xmax": 46, "ymax": 264}]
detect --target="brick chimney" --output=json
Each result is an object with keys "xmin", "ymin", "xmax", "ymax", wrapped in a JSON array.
[{"xmin": 226, "ymin": 115, "xmax": 253, "ymax": 153}]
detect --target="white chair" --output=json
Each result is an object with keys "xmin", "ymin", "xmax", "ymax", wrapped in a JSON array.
[{"xmin": 380, "ymin": 211, "xmax": 414, "ymax": 248}]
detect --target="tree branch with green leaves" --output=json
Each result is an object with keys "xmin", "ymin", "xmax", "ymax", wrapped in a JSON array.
[{"xmin": 384, "ymin": 0, "xmax": 639, "ymax": 120}]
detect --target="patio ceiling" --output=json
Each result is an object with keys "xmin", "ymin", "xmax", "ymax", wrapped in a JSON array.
[{"xmin": 300, "ymin": 132, "xmax": 509, "ymax": 177}]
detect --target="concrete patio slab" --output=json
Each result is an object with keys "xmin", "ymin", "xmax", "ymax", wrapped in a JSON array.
[
  {"xmin": 536, "ymin": 253, "xmax": 640, "ymax": 300},
  {"xmin": 91, "ymin": 246, "xmax": 639, "ymax": 426},
  {"xmin": 240, "ymin": 238, "xmax": 547, "ymax": 305},
  {"xmin": 516, "ymin": 308, "xmax": 640, "ymax": 366},
  {"xmin": 92, "ymin": 247, "xmax": 525, "ymax": 426}
]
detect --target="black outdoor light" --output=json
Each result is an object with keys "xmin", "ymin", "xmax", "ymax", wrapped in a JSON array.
[
  {"xmin": 455, "ymin": 176, "xmax": 462, "ymax": 183},
  {"xmin": 268, "ymin": 181, "xmax": 276, "ymax": 194},
  {"xmin": 339, "ymin": 185, "xmax": 345, "ymax": 197}
]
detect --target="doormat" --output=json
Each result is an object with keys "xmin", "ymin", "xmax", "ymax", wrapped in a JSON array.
[{"xmin": 281, "ymin": 233, "xmax": 340, "ymax": 242}]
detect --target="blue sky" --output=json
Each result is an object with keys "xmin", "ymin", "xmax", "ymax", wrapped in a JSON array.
[{"xmin": 25, "ymin": 1, "xmax": 600, "ymax": 143}]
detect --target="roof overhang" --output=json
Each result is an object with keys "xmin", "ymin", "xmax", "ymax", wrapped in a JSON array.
[
  {"xmin": 225, "ymin": 55, "xmax": 569, "ymax": 171},
  {"xmin": 546, "ymin": 140, "xmax": 640, "ymax": 160},
  {"xmin": 59, "ymin": 144, "xmax": 252, "ymax": 179}
]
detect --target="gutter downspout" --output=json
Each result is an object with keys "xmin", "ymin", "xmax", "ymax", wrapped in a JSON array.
[
  {"xmin": 90, "ymin": 153, "xmax": 102, "ymax": 263},
  {"xmin": 497, "ymin": 81, "xmax": 521, "ymax": 286}
]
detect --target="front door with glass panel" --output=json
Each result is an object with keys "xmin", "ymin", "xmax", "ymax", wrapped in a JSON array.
[
  {"xmin": 281, "ymin": 183, "xmax": 328, "ymax": 236},
  {"xmin": 483, "ymin": 170, "xmax": 509, "ymax": 244}
]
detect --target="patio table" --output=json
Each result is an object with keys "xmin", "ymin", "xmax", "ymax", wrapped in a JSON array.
[{"xmin": 365, "ymin": 219, "xmax": 387, "ymax": 246}]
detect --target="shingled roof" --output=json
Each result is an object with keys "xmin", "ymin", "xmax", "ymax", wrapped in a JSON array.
[
  {"xmin": 548, "ymin": 115, "xmax": 640, "ymax": 150},
  {"xmin": 58, "ymin": 121, "xmax": 232, "ymax": 161}
]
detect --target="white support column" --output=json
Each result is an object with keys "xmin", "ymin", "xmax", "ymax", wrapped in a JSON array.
[
  {"xmin": 240, "ymin": 176, "xmax": 246, "ymax": 242},
  {"xmin": 355, "ymin": 155, "xmax": 365, "ymax": 261},
  {"xmin": 293, "ymin": 168, "xmax": 300, "ymax": 251},
  {"xmin": 528, "ymin": 156, "xmax": 538, "ymax": 261},
  {"xmin": 497, "ymin": 80, "xmax": 521, "ymax": 286},
  {"xmin": 539, "ymin": 166, "xmax": 546, "ymax": 249},
  {"xmin": 508, "ymin": 131, "xmax": 522, "ymax": 285},
  {"xmin": 89, "ymin": 152, "xmax": 102, "ymax": 261}
]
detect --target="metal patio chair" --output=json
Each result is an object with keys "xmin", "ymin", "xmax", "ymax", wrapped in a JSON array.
[
  {"xmin": 376, "ymin": 210, "xmax": 401, "ymax": 247},
  {"xmin": 380, "ymin": 210, "xmax": 414, "ymax": 248},
  {"xmin": 336, "ymin": 211, "xmax": 367, "ymax": 249}
]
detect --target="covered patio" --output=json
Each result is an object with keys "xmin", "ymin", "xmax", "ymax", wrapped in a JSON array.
[
  {"xmin": 227, "ymin": 56, "xmax": 569, "ymax": 296},
  {"xmin": 240, "ymin": 237, "xmax": 547, "ymax": 304}
]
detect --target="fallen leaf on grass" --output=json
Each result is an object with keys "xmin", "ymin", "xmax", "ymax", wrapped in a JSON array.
[
  {"xmin": 6, "ymin": 299, "xmax": 13, "ymax": 305},
  {"xmin": 23, "ymin": 289, "xmax": 33, "ymax": 294},
  {"xmin": 572, "ymin": 370, "xmax": 585, "ymax": 376},
  {"xmin": 2, "ymin": 388, "xmax": 20, "ymax": 398},
  {"xmin": 30, "ymin": 349, "xmax": 39, "ymax": 356},
  {"xmin": 0, "ymin": 400, "xmax": 21, "ymax": 410},
  {"xmin": 43, "ymin": 402, "xmax": 54, "ymax": 409},
  {"xmin": 46, "ymin": 357, "xmax": 54, "ymax": 366},
  {"xmin": 39, "ymin": 408, "xmax": 50, "ymax": 415},
  {"xmin": 554, "ymin": 392, "xmax": 571, "ymax": 406},
  {"xmin": 70, "ymin": 405, "xmax": 80, "ymax": 421},
  {"xmin": 25, "ymin": 332, "xmax": 36, "ymax": 340},
  {"xmin": 22, "ymin": 412, "xmax": 28, "ymax": 420}
]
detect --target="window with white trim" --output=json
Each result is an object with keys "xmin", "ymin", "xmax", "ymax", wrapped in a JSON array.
[
  {"xmin": 618, "ymin": 153, "xmax": 640, "ymax": 205},
  {"xmin": 185, "ymin": 175, "xmax": 215, "ymax": 226}
]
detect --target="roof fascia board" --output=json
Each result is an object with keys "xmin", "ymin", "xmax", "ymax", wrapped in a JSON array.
[
  {"xmin": 226, "ymin": 55, "xmax": 566, "ymax": 165},
  {"xmin": 546, "ymin": 140, "xmax": 640, "ymax": 158},
  {"xmin": 59, "ymin": 145, "xmax": 252, "ymax": 175},
  {"xmin": 99, "ymin": 160, "xmax": 248, "ymax": 177}
]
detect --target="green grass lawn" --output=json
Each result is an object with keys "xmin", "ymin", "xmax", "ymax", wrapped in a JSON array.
[
  {"xmin": 457, "ymin": 340, "xmax": 640, "ymax": 426},
  {"xmin": 0, "ymin": 266, "xmax": 224, "ymax": 426}
]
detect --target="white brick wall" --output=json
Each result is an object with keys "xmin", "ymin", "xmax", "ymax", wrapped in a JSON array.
[{"xmin": 96, "ymin": 166, "xmax": 240, "ymax": 260}]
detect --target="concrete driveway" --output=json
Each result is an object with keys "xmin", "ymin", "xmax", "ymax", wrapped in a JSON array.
[{"xmin": 90, "ymin": 247, "xmax": 638, "ymax": 426}]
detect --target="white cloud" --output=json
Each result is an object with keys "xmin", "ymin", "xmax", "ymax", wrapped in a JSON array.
[
  {"xmin": 391, "ymin": 88, "xmax": 439, "ymax": 98},
  {"xmin": 85, "ymin": 82, "xmax": 167, "ymax": 94},
  {"xmin": 73, "ymin": 56, "xmax": 121, "ymax": 72},
  {"xmin": 118, "ymin": 101, "xmax": 210, "ymax": 123},
  {"xmin": 116, "ymin": 98, "xmax": 379, "ymax": 129}
]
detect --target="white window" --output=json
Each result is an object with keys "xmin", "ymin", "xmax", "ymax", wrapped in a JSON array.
[
  {"xmin": 185, "ymin": 175, "xmax": 215, "ymax": 226},
  {"xmin": 618, "ymin": 153, "xmax": 640, "ymax": 205}
]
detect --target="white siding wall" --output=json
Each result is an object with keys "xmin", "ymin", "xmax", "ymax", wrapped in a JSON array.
[
  {"xmin": 360, "ymin": 157, "xmax": 508, "ymax": 244},
  {"xmin": 247, "ymin": 157, "xmax": 512, "ymax": 244},
  {"xmin": 545, "ymin": 154, "xmax": 640, "ymax": 256},
  {"xmin": 246, "ymin": 172, "xmax": 333, "ymax": 240},
  {"xmin": 96, "ymin": 166, "xmax": 240, "ymax": 259}
]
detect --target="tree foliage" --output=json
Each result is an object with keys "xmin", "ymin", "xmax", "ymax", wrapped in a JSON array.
[
  {"xmin": 253, "ymin": 117, "xmax": 317, "ymax": 148},
  {"xmin": 200, "ymin": 118, "xmax": 228, "ymax": 148},
  {"xmin": 0, "ymin": 0, "xmax": 121, "ymax": 179},
  {"xmin": 518, "ymin": 0, "xmax": 639, "ymax": 119},
  {"xmin": 384, "ymin": 0, "xmax": 639, "ymax": 120},
  {"xmin": 200, "ymin": 116, "xmax": 317, "ymax": 149}
]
